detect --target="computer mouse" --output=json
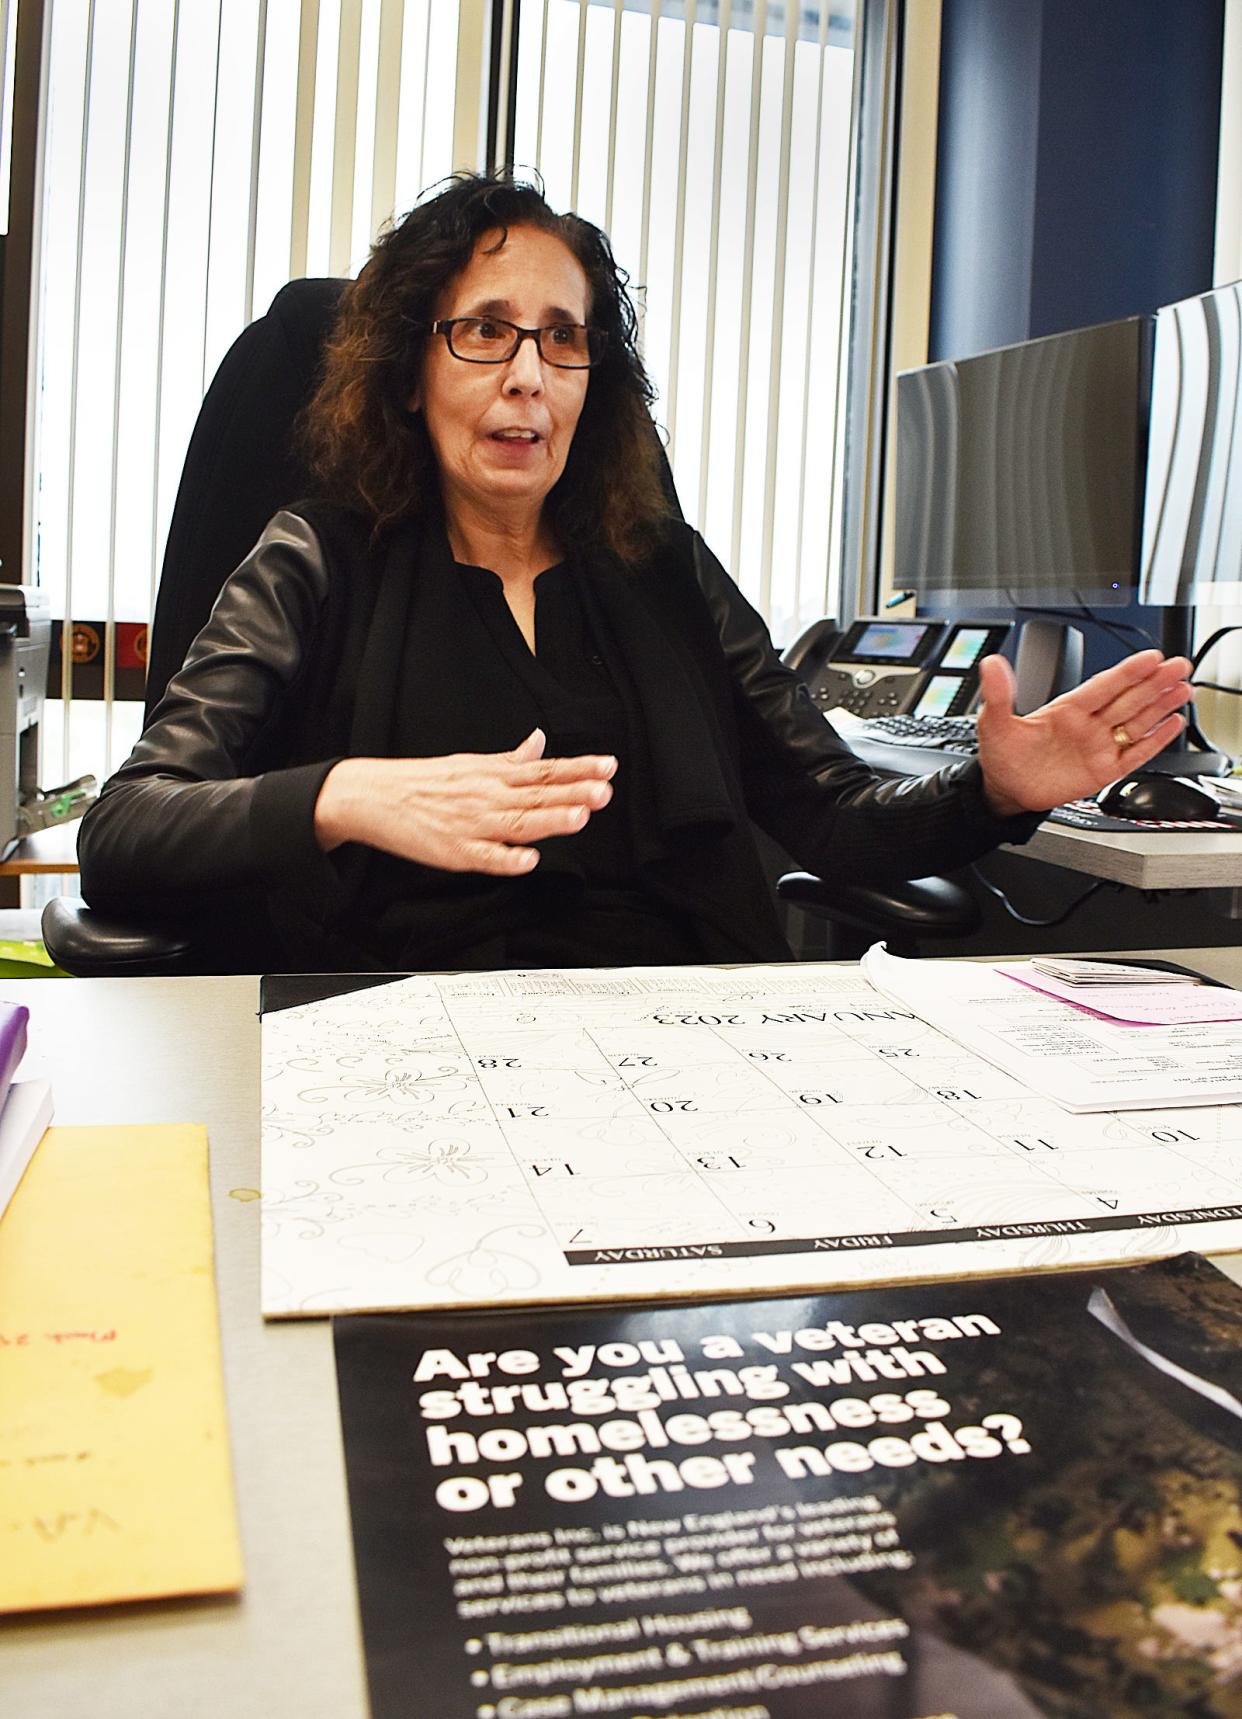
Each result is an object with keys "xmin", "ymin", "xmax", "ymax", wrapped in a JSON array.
[{"xmin": 1096, "ymin": 773, "xmax": 1222, "ymax": 822}]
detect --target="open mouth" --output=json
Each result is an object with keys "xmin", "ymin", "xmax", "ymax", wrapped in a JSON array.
[{"xmin": 490, "ymin": 429, "xmax": 541, "ymax": 443}]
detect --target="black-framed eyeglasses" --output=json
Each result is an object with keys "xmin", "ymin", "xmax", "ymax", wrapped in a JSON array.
[{"xmin": 428, "ymin": 317, "xmax": 606, "ymax": 368}]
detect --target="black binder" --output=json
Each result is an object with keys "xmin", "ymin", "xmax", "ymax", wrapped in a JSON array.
[{"xmin": 257, "ymin": 972, "xmax": 413, "ymax": 1015}]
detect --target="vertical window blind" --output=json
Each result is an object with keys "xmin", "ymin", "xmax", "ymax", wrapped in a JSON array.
[
  {"xmin": 0, "ymin": 0, "xmax": 16, "ymax": 228},
  {"xmin": 25, "ymin": 0, "xmax": 862, "ymax": 828},
  {"xmin": 1204, "ymin": 0, "xmax": 1242, "ymax": 757},
  {"xmin": 31, "ymin": 0, "xmax": 470, "ymax": 789},
  {"xmin": 511, "ymin": 0, "xmax": 859, "ymax": 646}
]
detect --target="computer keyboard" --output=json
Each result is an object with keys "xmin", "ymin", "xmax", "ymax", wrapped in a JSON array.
[{"xmin": 853, "ymin": 713, "xmax": 979, "ymax": 753}]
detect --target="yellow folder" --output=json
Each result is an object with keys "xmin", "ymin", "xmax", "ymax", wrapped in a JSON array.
[{"xmin": 0, "ymin": 1124, "xmax": 243, "ymax": 1610}]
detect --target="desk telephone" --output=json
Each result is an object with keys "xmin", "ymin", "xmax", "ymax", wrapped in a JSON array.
[{"xmin": 785, "ymin": 617, "xmax": 1013, "ymax": 721}]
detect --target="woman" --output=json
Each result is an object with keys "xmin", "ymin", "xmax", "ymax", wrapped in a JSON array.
[{"xmin": 79, "ymin": 173, "xmax": 1191, "ymax": 972}]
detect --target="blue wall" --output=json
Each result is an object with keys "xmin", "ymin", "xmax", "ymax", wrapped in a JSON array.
[
  {"xmin": 930, "ymin": 0, "xmax": 1224, "ymax": 359},
  {"xmin": 921, "ymin": 0, "xmax": 1225, "ymax": 670},
  {"xmin": 928, "ymin": 0, "xmax": 1043, "ymax": 358}
]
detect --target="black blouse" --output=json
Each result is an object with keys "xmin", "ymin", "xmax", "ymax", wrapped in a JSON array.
[{"xmin": 367, "ymin": 554, "xmax": 704, "ymax": 970}]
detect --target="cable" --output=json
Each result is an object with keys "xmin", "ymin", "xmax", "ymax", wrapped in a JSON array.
[
  {"xmin": 1183, "ymin": 706, "xmax": 1216, "ymax": 754},
  {"xmin": 1191, "ymin": 624, "xmax": 1242, "ymax": 676},
  {"xmin": 1191, "ymin": 680, "xmax": 1242, "ymax": 698},
  {"xmin": 1004, "ymin": 596, "xmax": 1162, "ymax": 658},
  {"xmin": 991, "ymin": 599, "xmax": 1234, "ymax": 756},
  {"xmin": 1068, "ymin": 595, "xmax": 1162, "ymax": 654},
  {"xmin": 968, "ymin": 863, "xmax": 1113, "ymax": 928},
  {"xmin": 1187, "ymin": 624, "xmax": 1242, "ymax": 760}
]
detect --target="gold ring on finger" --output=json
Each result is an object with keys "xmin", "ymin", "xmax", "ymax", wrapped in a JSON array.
[{"xmin": 1112, "ymin": 724, "xmax": 1133, "ymax": 749}]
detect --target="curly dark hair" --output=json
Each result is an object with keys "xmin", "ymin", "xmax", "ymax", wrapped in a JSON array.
[{"xmin": 300, "ymin": 171, "xmax": 674, "ymax": 561}]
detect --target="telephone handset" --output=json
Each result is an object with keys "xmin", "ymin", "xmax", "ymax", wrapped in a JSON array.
[
  {"xmin": 782, "ymin": 616, "xmax": 843, "ymax": 679},
  {"xmin": 783, "ymin": 617, "xmax": 1013, "ymax": 720}
]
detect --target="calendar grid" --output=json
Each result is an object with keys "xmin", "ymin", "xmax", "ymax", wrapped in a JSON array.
[{"xmin": 261, "ymin": 965, "xmax": 1242, "ymax": 1316}]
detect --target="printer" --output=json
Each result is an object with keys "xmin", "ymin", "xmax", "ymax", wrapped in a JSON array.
[{"xmin": 0, "ymin": 585, "xmax": 94, "ymax": 859}]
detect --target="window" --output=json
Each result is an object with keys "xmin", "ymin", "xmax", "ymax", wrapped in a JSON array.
[
  {"xmin": 25, "ymin": 0, "xmax": 866, "ymax": 797},
  {"xmin": 512, "ymin": 1, "xmax": 859, "ymax": 644},
  {"xmin": 30, "ymin": 0, "xmax": 471, "ymax": 784}
]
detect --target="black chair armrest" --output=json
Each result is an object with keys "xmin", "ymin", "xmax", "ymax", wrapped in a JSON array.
[
  {"xmin": 41, "ymin": 898, "xmax": 197, "ymax": 978},
  {"xmin": 777, "ymin": 872, "xmax": 982, "ymax": 943}
]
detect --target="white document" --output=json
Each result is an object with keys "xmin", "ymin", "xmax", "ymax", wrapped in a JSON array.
[
  {"xmin": 261, "ymin": 964, "xmax": 1242, "ymax": 1317},
  {"xmin": 0, "ymin": 1079, "xmax": 54, "ymax": 1218},
  {"xmin": 864, "ymin": 946, "xmax": 1242, "ymax": 1112},
  {"xmin": 996, "ymin": 963, "xmax": 1242, "ymax": 1025}
]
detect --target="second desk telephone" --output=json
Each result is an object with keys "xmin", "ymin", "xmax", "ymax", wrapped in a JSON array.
[{"xmin": 789, "ymin": 618, "xmax": 1012, "ymax": 728}]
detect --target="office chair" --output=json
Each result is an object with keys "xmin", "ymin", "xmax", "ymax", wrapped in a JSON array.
[{"xmin": 42, "ymin": 277, "xmax": 979, "ymax": 975}]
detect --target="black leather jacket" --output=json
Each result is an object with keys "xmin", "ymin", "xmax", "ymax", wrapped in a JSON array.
[{"xmin": 79, "ymin": 509, "xmax": 1038, "ymax": 957}]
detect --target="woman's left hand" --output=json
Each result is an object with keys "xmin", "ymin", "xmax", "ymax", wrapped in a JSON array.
[{"xmin": 974, "ymin": 649, "xmax": 1195, "ymax": 816}]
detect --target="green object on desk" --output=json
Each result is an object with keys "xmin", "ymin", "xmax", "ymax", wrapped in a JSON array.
[{"xmin": 0, "ymin": 940, "xmax": 68, "ymax": 978}]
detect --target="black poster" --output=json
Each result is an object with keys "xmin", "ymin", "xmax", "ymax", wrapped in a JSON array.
[{"xmin": 333, "ymin": 1254, "xmax": 1242, "ymax": 1719}]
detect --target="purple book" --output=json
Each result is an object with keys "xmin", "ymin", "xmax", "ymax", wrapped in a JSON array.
[{"xmin": 0, "ymin": 1004, "xmax": 29, "ymax": 1111}]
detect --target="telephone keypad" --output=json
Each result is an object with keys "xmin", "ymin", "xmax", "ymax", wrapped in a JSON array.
[{"xmin": 811, "ymin": 664, "xmax": 924, "ymax": 717}]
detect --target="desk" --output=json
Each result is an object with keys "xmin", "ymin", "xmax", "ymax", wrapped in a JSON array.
[
  {"xmin": 1, "ymin": 976, "xmax": 366, "ymax": 1719},
  {"xmin": 1014, "ymin": 819, "xmax": 1242, "ymax": 891},
  {"xmin": 4, "ymin": 957, "xmax": 1242, "ymax": 1719},
  {"xmin": 843, "ymin": 722, "xmax": 1242, "ymax": 896},
  {"xmin": 0, "ymin": 823, "xmax": 81, "ymax": 876},
  {"xmin": 0, "ymin": 823, "xmax": 81, "ymax": 916}
]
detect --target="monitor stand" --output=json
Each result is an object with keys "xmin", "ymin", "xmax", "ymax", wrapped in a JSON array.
[{"xmin": 1144, "ymin": 606, "xmax": 1233, "ymax": 777}]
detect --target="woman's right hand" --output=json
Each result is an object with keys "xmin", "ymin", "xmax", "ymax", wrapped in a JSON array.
[{"xmin": 312, "ymin": 728, "xmax": 616, "ymax": 875}]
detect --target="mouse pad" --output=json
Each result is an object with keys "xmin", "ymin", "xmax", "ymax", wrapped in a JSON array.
[{"xmin": 1049, "ymin": 800, "xmax": 1242, "ymax": 833}]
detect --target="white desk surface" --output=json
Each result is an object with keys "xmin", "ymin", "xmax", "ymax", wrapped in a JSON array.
[
  {"xmin": 5, "ymin": 956, "xmax": 1242, "ymax": 1718},
  {"xmin": 1, "ymin": 975, "xmax": 366, "ymax": 1719}
]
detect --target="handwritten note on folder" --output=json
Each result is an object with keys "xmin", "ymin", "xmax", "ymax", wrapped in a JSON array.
[{"xmin": 0, "ymin": 1124, "xmax": 243, "ymax": 1610}]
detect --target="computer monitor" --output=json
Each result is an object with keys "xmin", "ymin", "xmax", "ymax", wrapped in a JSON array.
[
  {"xmin": 896, "ymin": 315, "xmax": 1150, "ymax": 610},
  {"xmin": 1140, "ymin": 280, "xmax": 1242, "ymax": 609}
]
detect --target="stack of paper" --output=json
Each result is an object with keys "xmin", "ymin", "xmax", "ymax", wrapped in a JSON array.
[
  {"xmin": 1031, "ymin": 958, "xmax": 1201, "ymax": 986},
  {"xmin": 863, "ymin": 945, "xmax": 1242, "ymax": 1112},
  {"xmin": 0, "ymin": 1002, "xmax": 27, "ymax": 1086},
  {"xmin": 0, "ymin": 1002, "xmax": 52, "ymax": 1219},
  {"xmin": 998, "ymin": 963, "xmax": 1242, "ymax": 1027}
]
